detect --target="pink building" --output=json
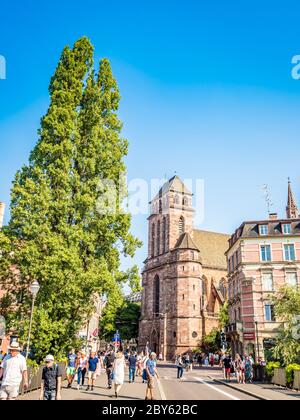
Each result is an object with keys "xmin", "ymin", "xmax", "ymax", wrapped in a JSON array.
[{"xmin": 226, "ymin": 181, "xmax": 300, "ymax": 360}]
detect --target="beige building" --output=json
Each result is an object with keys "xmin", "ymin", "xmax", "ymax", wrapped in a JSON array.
[
  {"xmin": 139, "ymin": 177, "xmax": 229, "ymax": 359},
  {"xmin": 226, "ymin": 180, "xmax": 300, "ymax": 360}
]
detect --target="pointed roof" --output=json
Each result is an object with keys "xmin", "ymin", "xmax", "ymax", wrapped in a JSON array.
[
  {"xmin": 286, "ymin": 178, "xmax": 299, "ymax": 219},
  {"xmin": 152, "ymin": 176, "xmax": 192, "ymax": 202},
  {"xmin": 174, "ymin": 232, "xmax": 200, "ymax": 251}
]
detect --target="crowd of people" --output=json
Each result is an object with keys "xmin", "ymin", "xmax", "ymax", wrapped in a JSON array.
[{"xmin": 0, "ymin": 342, "xmax": 160, "ymax": 400}]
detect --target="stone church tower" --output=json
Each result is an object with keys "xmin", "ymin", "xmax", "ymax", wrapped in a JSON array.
[{"xmin": 139, "ymin": 176, "xmax": 229, "ymax": 359}]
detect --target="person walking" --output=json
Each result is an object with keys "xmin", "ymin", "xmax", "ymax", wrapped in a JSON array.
[
  {"xmin": 112, "ymin": 350, "xmax": 125, "ymax": 398},
  {"xmin": 245, "ymin": 356, "xmax": 253, "ymax": 383},
  {"xmin": 145, "ymin": 352, "xmax": 159, "ymax": 401},
  {"xmin": 76, "ymin": 351, "xmax": 87, "ymax": 390},
  {"xmin": 223, "ymin": 353, "xmax": 232, "ymax": 382},
  {"xmin": 66, "ymin": 348, "xmax": 77, "ymax": 389},
  {"xmin": 104, "ymin": 350, "xmax": 115, "ymax": 389},
  {"xmin": 128, "ymin": 352, "xmax": 137, "ymax": 384},
  {"xmin": 142, "ymin": 353, "xmax": 149, "ymax": 384},
  {"xmin": 0, "ymin": 342, "xmax": 28, "ymax": 400},
  {"xmin": 39, "ymin": 355, "xmax": 62, "ymax": 400},
  {"xmin": 86, "ymin": 351, "xmax": 99, "ymax": 392},
  {"xmin": 136, "ymin": 352, "xmax": 143, "ymax": 377},
  {"xmin": 176, "ymin": 354, "xmax": 184, "ymax": 380}
]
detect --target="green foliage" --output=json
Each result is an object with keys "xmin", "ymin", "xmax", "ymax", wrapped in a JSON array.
[
  {"xmin": 265, "ymin": 361, "xmax": 280, "ymax": 378},
  {"xmin": 201, "ymin": 328, "xmax": 221, "ymax": 353},
  {"xmin": 218, "ymin": 302, "xmax": 229, "ymax": 329},
  {"xmin": 285, "ymin": 364, "xmax": 300, "ymax": 385},
  {"xmin": 271, "ymin": 286, "xmax": 300, "ymax": 366},
  {"xmin": 0, "ymin": 37, "xmax": 141, "ymax": 363},
  {"xmin": 100, "ymin": 298, "xmax": 141, "ymax": 342}
]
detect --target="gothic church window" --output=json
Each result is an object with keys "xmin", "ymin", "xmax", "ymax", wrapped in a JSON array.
[
  {"xmin": 157, "ymin": 221, "xmax": 161, "ymax": 255},
  {"xmin": 163, "ymin": 217, "xmax": 167, "ymax": 253},
  {"xmin": 153, "ymin": 275, "xmax": 160, "ymax": 314},
  {"xmin": 151, "ymin": 224, "xmax": 155, "ymax": 258}
]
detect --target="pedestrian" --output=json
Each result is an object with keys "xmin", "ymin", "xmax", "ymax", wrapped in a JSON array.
[
  {"xmin": 245, "ymin": 356, "xmax": 253, "ymax": 383},
  {"xmin": 66, "ymin": 348, "xmax": 77, "ymax": 389},
  {"xmin": 136, "ymin": 352, "xmax": 143, "ymax": 377},
  {"xmin": 184, "ymin": 353, "xmax": 190, "ymax": 372},
  {"xmin": 234, "ymin": 354, "xmax": 245, "ymax": 384},
  {"xmin": 128, "ymin": 352, "xmax": 137, "ymax": 384},
  {"xmin": 112, "ymin": 350, "xmax": 125, "ymax": 398},
  {"xmin": 0, "ymin": 342, "xmax": 28, "ymax": 400},
  {"xmin": 197, "ymin": 353, "xmax": 202, "ymax": 368},
  {"xmin": 142, "ymin": 353, "xmax": 149, "ymax": 384},
  {"xmin": 86, "ymin": 351, "xmax": 99, "ymax": 392},
  {"xmin": 104, "ymin": 350, "xmax": 115, "ymax": 389},
  {"xmin": 176, "ymin": 354, "xmax": 184, "ymax": 380},
  {"xmin": 39, "ymin": 355, "xmax": 62, "ymax": 400},
  {"xmin": 223, "ymin": 353, "xmax": 233, "ymax": 382},
  {"xmin": 210, "ymin": 354, "xmax": 215, "ymax": 367},
  {"xmin": 204, "ymin": 356, "xmax": 209, "ymax": 367},
  {"xmin": 145, "ymin": 352, "xmax": 159, "ymax": 401},
  {"xmin": 76, "ymin": 351, "xmax": 87, "ymax": 390}
]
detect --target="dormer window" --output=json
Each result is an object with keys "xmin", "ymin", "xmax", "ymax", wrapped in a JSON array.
[
  {"xmin": 259, "ymin": 224, "xmax": 268, "ymax": 236},
  {"xmin": 282, "ymin": 223, "xmax": 292, "ymax": 234}
]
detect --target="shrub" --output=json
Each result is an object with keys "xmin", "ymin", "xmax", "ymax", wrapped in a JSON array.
[
  {"xmin": 265, "ymin": 361, "xmax": 280, "ymax": 378},
  {"xmin": 285, "ymin": 364, "xmax": 300, "ymax": 385}
]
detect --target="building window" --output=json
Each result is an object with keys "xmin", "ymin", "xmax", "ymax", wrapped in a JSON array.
[
  {"xmin": 262, "ymin": 272, "xmax": 274, "ymax": 291},
  {"xmin": 174, "ymin": 195, "xmax": 180, "ymax": 205},
  {"xmin": 156, "ymin": 221, "xmax": 160, "ymax": 256},
  {"xmin": 283, "ymin": 224, "xmax": 292, "ymax": 234},
  {"xmin": 179, "ymin": 217, "xmax": 185, "ymax": 235},
  {"xmin": 259, "ymin": 224, "xmax": 269, "ymax": 236},
  {"xmin": 183, "ymin": 294, "xmax": 185, "ymax": 300},
  {"xmin": 284, "ymin": 244, "xmax": 296, "ymax": 261},
  {"xmin": 193, "ymin": 304, "xmax": 196, "ymax": 311},
  {"xmin": 162, "ymin": 217, "xmax": 167, "ymax": 254},
  {"xmin": 286, "ymin": 272, "xmax": 297, "ymax": 287},
  {"xmin": 153, "ymin": 275, "xmax": 160, "ymax": 314},
  {"xmin": 193, "ymin": 285, "xmax": 195, "ymax": 291},
  {"xmin": 183, "ymin": 196, "xmax": 189, "ymax": 206},
  {"xmin": 151, "ymin": 224, "xmax": 155, "ymax": 258},
  {"xmin": 265, "ymin": 304, "xmax": 276, "ymax": 322},
  {"xmin": 261, "ymin": 245, "xmax": 271, "ymax": 262}
]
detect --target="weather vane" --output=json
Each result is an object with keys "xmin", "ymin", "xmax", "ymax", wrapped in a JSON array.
[{"xmin": 263, "ymin": 184, "xmax": 274, "ymax": 215}]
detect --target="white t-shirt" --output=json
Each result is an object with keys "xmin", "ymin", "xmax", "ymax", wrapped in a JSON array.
[{"xmin": 1, "ymin": 354, "xmax": 27, "ymax": 387}]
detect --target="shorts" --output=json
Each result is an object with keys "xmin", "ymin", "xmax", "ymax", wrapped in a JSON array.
[
  {"xmin": 67, "ymin": 367, "xmax": 76, "ymax": 376},
  {"xmin": 0, "ymin": 385, "xmax": 20, "ymax": 400},
  {"xmin": 225, "ymin": 368, "xmax": 231, "ymax": 374},
  {"xmin": 44, "ymin": 390, "xmax": 56, "ymax": 400},
  {"xmin": 147, "ymin": 375, "xmax": 155, "ymax": 389},
  {"xmin": 88, "ymin": 371, "xmax": 97, "ymax": 380}
]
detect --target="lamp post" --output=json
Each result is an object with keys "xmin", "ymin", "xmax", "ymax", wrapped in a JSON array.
[
  {"xmin": 26, "ymin": 281, "xmax": 40, "ymax": 359},
  {"xmin": 254, "ymin": 315, "xmax": 260, "ymax": 363}
]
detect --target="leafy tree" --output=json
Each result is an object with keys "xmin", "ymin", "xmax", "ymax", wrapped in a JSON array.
[
  {"xmin": 218, "ymin": 301, "xmax": 229, "ymax": 329},
  {"xmin": 271, "ymin": 286, "xmax": 300, "ymax": 366},
  {"xmin": 0, "ymin": 37, "xmax": 141, "ymax": 362},
  {"xmin": 201, "ymin": 328, "xmax": 221, "ymax": 354}
]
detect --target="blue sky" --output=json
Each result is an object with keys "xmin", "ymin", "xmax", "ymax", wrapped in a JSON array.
[{"xmin": 1, "ymin": 1, "xmax": 300, "ymax": 273}]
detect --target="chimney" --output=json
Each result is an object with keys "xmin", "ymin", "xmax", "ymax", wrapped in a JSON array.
[
  {"xmin": 269, "ymin": 213, "xmax": 278, "ymax": 220},
  {"xmin": 0, "ymin": 202, "xmax": 5, "ymax": 228}
]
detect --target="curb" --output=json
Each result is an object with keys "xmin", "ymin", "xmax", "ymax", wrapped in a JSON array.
[{"xmin": 208, "ymin": 376, "xmax": 270, "ymax": 401}]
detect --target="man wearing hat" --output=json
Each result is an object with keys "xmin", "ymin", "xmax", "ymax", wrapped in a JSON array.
[
  {"xmin": 0, "ymin": 341, "xmax": 28, "ymax": 400},
  {"xmin": 40, "ymin": 355, "xmax": 62, "ymax": 400}
]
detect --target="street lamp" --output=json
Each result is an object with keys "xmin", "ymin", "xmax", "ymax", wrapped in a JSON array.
[
  {"xmin": 254, "ymin": 315, "xmax": 260, "ymax": 363},
  {"xmin": 26, "ymin": 280, "xmax": 40, "ymax": 359}
]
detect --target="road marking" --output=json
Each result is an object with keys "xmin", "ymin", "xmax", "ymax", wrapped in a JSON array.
[
  {"xmin": 194, "ymin": 377, "xmax": 241, "ymax": 400},
  {"xmin": 156, "ymin": 378, "xmax": 167, "ymax": 400}
]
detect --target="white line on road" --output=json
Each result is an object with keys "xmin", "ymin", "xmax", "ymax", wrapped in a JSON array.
[
  {"xmin": 156, "ymin": 378, "xmax": 167, "ymax": 400},
  {"xmin": 194, "ymin": 377, "xmax": 241, "ymax": 401}
]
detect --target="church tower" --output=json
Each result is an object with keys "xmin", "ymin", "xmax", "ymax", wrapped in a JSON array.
[
  {"xmin": 139, "ymin": 177, "xmax": 204, "ymax": 359},
  {"xmin": 286, "ymin": 178, "xmax": 299, "ymax": 219}
]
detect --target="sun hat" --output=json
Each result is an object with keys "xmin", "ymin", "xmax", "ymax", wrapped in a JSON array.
[
  {"xmin": 8, "ymin": 342, "xmax": 21, "ymax": 351},
  {"xmin": 45, "ymin": 354, "xmax": 55, "ymax": 362}
]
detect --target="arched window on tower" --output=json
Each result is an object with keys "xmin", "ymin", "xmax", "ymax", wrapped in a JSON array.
[
  {"xmin": 183, "ymin": 196, "xmax": 189, "ymax": 206},
  {"xmin": 151, "ymin": 223, "xmax": 155, "ymax": 258},
  {"xmin": 179, "ymin": 216, "xmax": 185, "ymax": 235},
  {"xmin": 174, "ymin": 195, "xmax": 179, "ymax": 205},
  {"xmin": 163, "ymin": 217, "xmax": 167, "ymax": 254},
  {"xmin": 157, "ymin": 221, "xmax": 161, "ymax": 255},
  {"xmin": 153, "ymin": 275, "xmax": 160, "ymax": 314}
]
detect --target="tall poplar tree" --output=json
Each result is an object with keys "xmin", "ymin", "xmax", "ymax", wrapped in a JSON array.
[{"xmin": 0, "ymin": 38, "xmax": 141, "ymax": 361}]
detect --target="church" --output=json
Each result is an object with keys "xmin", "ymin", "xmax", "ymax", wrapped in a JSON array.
[{"xmin": 138, "ymin": 176, "xmax": 230, "ymax": 359}]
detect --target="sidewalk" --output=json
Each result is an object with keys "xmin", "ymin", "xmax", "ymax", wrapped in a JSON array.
[
  {"xmin": 19, "ymin": 368, "xmax": 162, "ymax": 401},
  {"xmin": 208, "ymin": 370, "xmax": 300, "ymax": 401}
]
